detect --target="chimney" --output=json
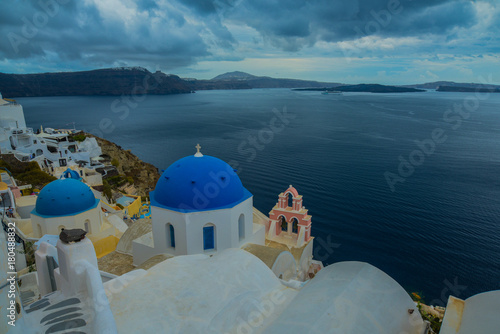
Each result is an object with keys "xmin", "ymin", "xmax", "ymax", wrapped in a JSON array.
[{"xmin": 54, "ymin": 229, "xmax": 98, "ymax": 296}]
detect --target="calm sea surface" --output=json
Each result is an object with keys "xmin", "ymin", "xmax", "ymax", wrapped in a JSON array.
[{"xmin": 17, "ymin": 89, "xmax": 500, "ymax": 303}]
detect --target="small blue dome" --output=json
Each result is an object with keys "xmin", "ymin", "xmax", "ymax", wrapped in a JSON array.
[
  {"xmin": 152, "ymin": 155, "xmax": 252, "ymax": 212},
  {"xmin": 61, "ymin": 168, "xmax": 82, "ymax": 181},
  {"xmin": 34, "ymin": 179, "xmax": 98, "ymax": 217}
]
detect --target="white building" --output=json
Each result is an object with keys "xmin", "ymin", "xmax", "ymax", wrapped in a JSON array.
[
  {"xmin": 0, "ymin": 93, "xmax": 102, "ymax": 168},
  {"xmin": 133, "ymin": 146, "xmax": 265, "ymax": 264},
  {"xmin": 30, "ymin": 178, "xmax": 116, "ymax": 241}
]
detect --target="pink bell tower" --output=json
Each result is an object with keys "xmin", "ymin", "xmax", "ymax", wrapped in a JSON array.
[{"xmin": 268, "ymin": 185, "xmax": 312, "ymax": 247}]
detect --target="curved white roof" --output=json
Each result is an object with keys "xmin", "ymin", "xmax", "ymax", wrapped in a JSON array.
[
  {"xmin": 107, "ymin": 249, "xmax": 296, "ymax": 333},
  {"xmin": 105, "ymin": 256, "xmax": 426, "ymax": 334},
  {"xmin": 441, "ymin": 290, "xmax": 500, "ymax": 334},
  {"xmin": 262, "ymin": 261, "xmax": 426, "ymax": 334}
]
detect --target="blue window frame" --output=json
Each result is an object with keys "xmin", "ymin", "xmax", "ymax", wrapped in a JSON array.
[
  {"xmin": 203, "ymin": 225, "xmax": 214, "ymax": 250},
  {"xmin": 238, "ymin": 214, "xmax": 245, "ymax": 240},
  {"xmin": 169, "ymin": 224, "xmax": 175, "ymax": 248}
]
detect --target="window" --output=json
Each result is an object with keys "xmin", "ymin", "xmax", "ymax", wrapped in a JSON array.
[
  {"xmin": 238, "ymin": 214, "xmax": 245, "ymax": 241},
  {"xmin": 167, "ymin": 223, "xmax": 175, "ymax": 248},
  {"xmin": 292, "ymin": 218, "xmax": 298, "ymax": 234},
  {"xmin": 203, "ymin": 224, "xmax": 215, "ymax": 250},
  {"xmin": 84, "ymin": 219, "xmax": 91, "ymax": 234},
  {"xmin": 287, "ymin": 193, "xmax": 293, "ymax": 208},
  {"xmin": 280, "ymin": 216, "xmax": 287, "ymax": 232}
]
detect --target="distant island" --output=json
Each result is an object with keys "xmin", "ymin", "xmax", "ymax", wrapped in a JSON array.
[
  {"xmin": 403, "ymin": 81, "xmax": 500, "ymax": 91},
  {"xmin": 1, "ymin": 68, "xmax": 500, "ymax": 98},
  {"xmin": 294, "ymin": 84, "xmax": 425, "ymax": 93},
  {"xmin": 436, "ymin": 86, "xmax": 500, "ymax": 93},
  {"xmin": 183, "ymin": 71, "xmax": 342, "ymax": 91}
]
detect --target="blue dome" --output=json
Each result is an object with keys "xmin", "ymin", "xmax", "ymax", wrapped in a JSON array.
[
  {"xmin": 61, "ymin": 168, "xmax": 82, "ymax": 180},
  {"xmin": 34, "ymin": 179, "xmax": 98, "ymax": 217},
  {"xmin": 152, "ymin": 155, "xmax": 252, "ymax": 212}
]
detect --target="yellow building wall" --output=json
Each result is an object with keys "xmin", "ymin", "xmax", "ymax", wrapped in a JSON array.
[
  {"xmin": 124, "ymin": 196, "xmax": 141, "ymax": 218},
  {"xmin": 92, "ymin": 235, "xmax": 119, "ymax": 259},
  {"xmin": 21, "ymin": 188, "xmax": 33, "ymax": 196}
]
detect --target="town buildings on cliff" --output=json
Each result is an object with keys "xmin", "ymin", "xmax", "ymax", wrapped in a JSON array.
[{"xmin": 0, "ymin": 93, "xmax": 102, "ymax": 169}]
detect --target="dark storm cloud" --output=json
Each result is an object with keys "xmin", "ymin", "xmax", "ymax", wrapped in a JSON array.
[
  {"xmin": 0, "ymin": 0, "xmax": 494, "ymax": 72},
  {"xmin": 378, "ymin": 1, "xmax": 478, "ymax": 35},
  {"xmin": 0, "ymin": 0, "xmax": 215, "ymax": 70},
  {"xmin": 225, "ymin": 0, "xmax": 478, "ymax": 49},
  {"xmin": 136, "ymin": 0, "xmax": 159, "ymax": 12},
  {"xmin": 178, "ymin": 0, "xmax": 237, "ymax": 15},
  {"xmin": 178, "ymin": 0, "xmax": 218, "ymax": 15}
]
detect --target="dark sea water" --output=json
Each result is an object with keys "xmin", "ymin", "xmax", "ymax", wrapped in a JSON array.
[{"xmin": 17, "ymin": 89, "xmax": 500, "ymax": 303}]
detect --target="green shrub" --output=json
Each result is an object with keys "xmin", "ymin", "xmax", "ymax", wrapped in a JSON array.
[
  {"xmin": 102, "ymin": 180, "xmax": 112, "ymax": 201},
  {"xmin": 70, "ymin": 133, "xmax": 87, "ymax": 142},
  {"xmin": 0, "ymin": 160, "xmax": 11, "ymax": 170},
  {"xmin": 107, "ymin": 175, "xmax": 126, "ymax": 187},
  {"xmin": 2, "ymin": 160, "xmax": 57, "ymax": 187},
  {"xmin": 410, "ymin": 291, "xmax": 442, "ymax": 333},
  {"xmin": 17, "ymin": 170, "xmax": 57, "ymax": 186}
]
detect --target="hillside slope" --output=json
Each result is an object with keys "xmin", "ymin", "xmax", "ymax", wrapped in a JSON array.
[
  {"xmin": 185, "ymin": 71, "xmax": 342, "ymax": 90},
  {"xmin": 0, "ymin": 68, "xmax": 192, "ymax": 98}
]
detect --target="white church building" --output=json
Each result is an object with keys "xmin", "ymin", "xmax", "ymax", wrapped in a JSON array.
[
  {"xmin": 30, "ymin": 177, "xmax": 119, "ymax": 243},
  {"xmin": 133, "ymin": 145, "xmax": 265, "ymax": 264}
]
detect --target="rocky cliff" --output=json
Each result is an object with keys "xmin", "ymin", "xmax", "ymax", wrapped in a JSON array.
[
  {"xmin": 0, "ymin": 67, "xmax": 192, "ymax": 98},
  {"xmin": 86, "ymin": 134, "xmax": 160, "ymax": 197}
]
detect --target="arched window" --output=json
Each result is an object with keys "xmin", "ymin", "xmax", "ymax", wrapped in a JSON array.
[
  {"xmin": 292, "ymin": 218, "xmax": 298, "ymax": 234},
  {"xmin": 167, "ymin": 223, "xmax": 175, "ymax": 248},
  {"xmin": 287, "ymin": 193, "xmax": 293, "ymax": 208},
  {"xmin": 84, "ymin": 219, "xmax": 91, "ymax": 233},
  {"xmin": 203, "ymin": 223, "xmax": 215, "ymax": 250},
  {"xmin": 280, "ymin": 216, "xmax": 287, "ymax": 232},
  {"xmin": 37, "ymin": 224, "xmax": 42, "ymax": 237},
  {"xmin": 238, "ymin": 214, "xmax": 245, "ymax": 241}
]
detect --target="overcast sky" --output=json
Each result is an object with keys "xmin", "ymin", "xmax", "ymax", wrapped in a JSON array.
[{"xmin": 1, "ymin": 0, "xmax": 499, "ymax": 84}]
